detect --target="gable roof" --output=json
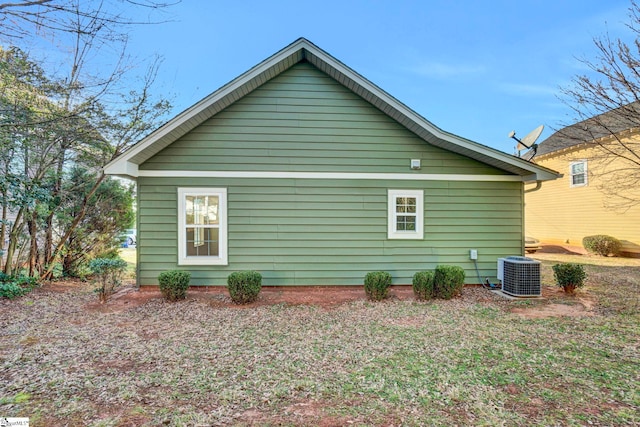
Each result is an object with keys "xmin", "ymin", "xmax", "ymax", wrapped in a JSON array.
[
  {"xmin": 536, "ymin": 103, "xmax": 640, "ymax": 157},
  {"xmin": 105, "ymin": 38, "xmax": 559, "ymax": 182}
]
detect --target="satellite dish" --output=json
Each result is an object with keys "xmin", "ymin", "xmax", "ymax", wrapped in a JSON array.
[
  {"xmin": 519, "ymin": 125, "xmax": 544, "ymax": 150},
  {"xmin": 508, "ymin": 125, "xmax": 544, "ymax": 158}
]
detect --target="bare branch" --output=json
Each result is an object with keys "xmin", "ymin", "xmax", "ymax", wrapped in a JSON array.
[
  {"xmin": 0, "ymin": 1, "xmax": 52, "ymax": 9},
  {"xmin": 1, "ymin": 2, "xmax": 175, "ymax": 276},
  {"xmin": 554, "ymin": 1, "xmax": 640, "ymax": 209}
]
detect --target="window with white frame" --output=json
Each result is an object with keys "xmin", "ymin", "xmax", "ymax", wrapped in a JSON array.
[
  {"xmin": 570, "ymin": 161, "xmax": 587, "ymax": 187},
  {"xmin": 178, "ymin": 188, "xmax": 227, "ymax": 265},
  {"xmin": 388, "ymin": 189, "xmax": 424, "ymax": 239}
]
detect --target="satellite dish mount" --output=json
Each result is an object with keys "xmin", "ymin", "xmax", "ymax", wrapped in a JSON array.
[{"xmin": 508, "ymin": 125, "xmax": 544, "ymax": 158}]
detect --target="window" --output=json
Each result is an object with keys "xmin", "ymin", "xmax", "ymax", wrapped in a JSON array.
[
  {"xmin": 570, "ymin": 161, "xmax": 587, "ymax": 187},
  {"xmin": 178, "ymin": 188, "xmax": 227, "ymax": 265},
  {"xmin": 388, "ymin": 189, "xmax": 424, "ymax": 239}
]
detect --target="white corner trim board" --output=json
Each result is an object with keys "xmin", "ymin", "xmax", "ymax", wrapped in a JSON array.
[{"xmin": 137, "ymin": 170, "xmax": 525, "ymax": 182}]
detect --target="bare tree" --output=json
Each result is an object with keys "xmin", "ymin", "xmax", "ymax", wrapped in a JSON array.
[
  {"xmin": 0, "ymin": 1, "xmax": 174, "ymax": 277},
  {"xmin": 0, "ymin": 0, "xmax": 176, "ymax": 40},
  {"xmin": 559, "ymin": 0, "xmax": 640, "ymax": 210},
  {"xmin": 40, "ymin": 56, "xmax": 170, "ymax": 279}
]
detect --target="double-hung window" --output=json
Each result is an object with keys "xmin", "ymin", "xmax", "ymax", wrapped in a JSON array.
[
  {"xmin": 178, "ymin": 188, "xmax": 228, "ymax": 265},
  {"xmin": 570, "ymin": 161, "xmax": 587, "ymax": 187},
  {"xmin": 388, "ymin": 189, "xmax": 424, "ymax": 239}
]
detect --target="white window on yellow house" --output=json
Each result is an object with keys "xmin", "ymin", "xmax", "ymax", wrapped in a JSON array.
[
  {"xmin": 570, "ymin": 161, "xmax": 587, "ymax": 187},
  {"xmin": 178, "ymin": 188, "xmax": 228, "ymax": 265},
  {"xmin": 388, "ymin": 189, "xmax": 424, "ymax": 239}
]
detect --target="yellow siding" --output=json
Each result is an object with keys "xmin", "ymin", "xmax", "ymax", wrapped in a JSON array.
[{"xmin": 525, "ymin": 144, "xmax": 640, "ymax": 255}]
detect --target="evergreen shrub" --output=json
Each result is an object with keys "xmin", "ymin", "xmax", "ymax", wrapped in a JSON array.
[
  {"xmin": 364, "ymin": 271, "xmax": 392, "ymax": 301},
  {"xmin": 433, "ymin": 265, "xmax": 465, "ymax": 300},
  {"xmin": 412, "ymin": 271, "xmax": 435, "ymax": 300},
  {"xmin": 582, "ymin": 235, "xmax": 621, "ymax": 257},
  {"xmin": 158, "ymin": 269, "xmax": 191, "ymax": 301},
  {"xmin": 552, "ymin": 263, "xmax": 586, "ymax": 294},
  {"xmin": 227, "ymin": 271, "xmax": 262, "ymax": 304},
  {"xmin": 89, "ymin": 257, "xmax": 128, "ymax": 303},
  {"xmin": 0, "ymin": 273, "xmax": 38, "ymax": 300}
]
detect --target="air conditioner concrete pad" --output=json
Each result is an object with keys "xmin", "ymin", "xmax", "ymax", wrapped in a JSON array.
[{"xmin": 490, "ymin": 289, "xmax": 544, "ymax": 300}]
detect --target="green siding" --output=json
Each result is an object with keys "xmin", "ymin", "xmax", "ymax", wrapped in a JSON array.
[
  {"xmin": 141, "ymin": 62, "xmax": 506, "ymax": 175},
  {"xmin": 137, "ymin": 178, "xmax": 523, "ymax": 286},
  {"xmin": 137, "ymin": 61, "xmax": 524, "ymax": 286}
]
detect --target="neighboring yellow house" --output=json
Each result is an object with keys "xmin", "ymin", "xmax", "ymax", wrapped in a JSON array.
[{"xmin": 525, "ymin": 112, "xmax": 640, "ymax": 257}]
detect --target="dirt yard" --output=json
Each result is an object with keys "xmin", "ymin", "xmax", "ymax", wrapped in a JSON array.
[
  {"xmin": 1, "ymin": 247, "xmax": 638, "ymax": 426},
  {"xmin": 90, "ymin": 282, "xmax": 595, "ymax": 320}
]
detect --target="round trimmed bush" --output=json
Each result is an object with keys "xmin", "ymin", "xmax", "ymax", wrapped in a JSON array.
[
  {"xmin": 364, "ymin": 271, "xmax": 392, "ymax": 301},
  {"xmin": 158, "ymin": 269, "xmax": 191, "ymax": 301},
  {"xmin": 433, "ymin": 265, "xmax": 465, "ymax": 300},
  {"xmin": 412, "ymin": 271, "xmax": 435, "ymax": 300},
  {"xmin": 227, "ymin": 271, "xmax": 262, "ymax": 304},
  {"xmin": 552, "ymin": 263, "xmax": 586, "ymax": 294},
  {"xmin": 583, "ymin": 235, "xmax": 621, "ymax": 257}
]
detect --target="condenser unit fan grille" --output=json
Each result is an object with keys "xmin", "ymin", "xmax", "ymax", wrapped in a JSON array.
[{"xmin": 499, "ymin": 256, "xmax": 541, "ymax": 297}]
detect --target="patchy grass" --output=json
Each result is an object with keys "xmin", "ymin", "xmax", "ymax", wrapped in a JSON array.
[
  {"xmin": 0, "ymin": 255, "xmax": 638, "ymax": 426},
  {"xmin": 534, "ymin": 252, "xmax": 640, "ymax": 315},
  {"xmin": 118, "ymin": 248, "xmax": 136, "ymax": 279}
]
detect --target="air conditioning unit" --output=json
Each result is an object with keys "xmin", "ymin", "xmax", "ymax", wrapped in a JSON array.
[{"xmin": 497, "ymin": 256, "xmax": 541, "ymax": 297}]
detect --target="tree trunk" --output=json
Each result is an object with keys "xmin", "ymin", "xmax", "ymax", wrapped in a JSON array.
[
  {"xmin": 44, "ymin": 147, "xmax": 66, "ymax": 269},
  {"xmin": 3, "ymin": 207, "xmax": 24, "ymax": 276},
  {"xmin": 41, "ymin": 171, "xmax": 106, "ymax": 280},
  {"xmin": 27, "ymin": 209, "xmax": 37, "ymax": 277},
  {"xmin": 0, "ymin": 190, "xmax": 6, "ymax": 272},
  {"xmin": 62, "ymin": 252, "xmax": 74, "ymax": 277}
]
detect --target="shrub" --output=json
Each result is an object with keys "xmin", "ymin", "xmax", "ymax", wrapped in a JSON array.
[
  {"xmin": 89, "ymin": 257, "xmax": 128, "ymax": 303},
  {"xmin": 227, "ymin": 271, "xmax": 262, "ymax": 304},
  {"xmin": 583, "ymin": 235, "xmax": 622, "ymax": 257},
  {"xmin": 0, "ymin": 273, "xmax": 38, "ymax": 299},
  {"xmin": 552, "ymin": 263, "xmax": 586, "ymax": 294},
  {"xmin": 433, "ymin": 265, "xmax": 465, "ymax": 300},
  {"xmin": 158, "ymin": 270, "xmax": 191, "ymax": 301},
  {"xmin": 412, "ymin": 271, "xmax": 435, "ymax": 301},
  {"xmin": 0, "ymin": 282, "xmax": 25, "ymax": 299},
  {"xmin": 364, "ymin": 271, "xmax": 392, "ymax": 301}
]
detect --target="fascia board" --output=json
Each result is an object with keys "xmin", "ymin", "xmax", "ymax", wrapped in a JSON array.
[
  {"xmin": 104, "ymin": 38, "xmax": 561, "ymax": 182},
  {"xmin": 103, "ymin": 160, "xmax": 139, "ymax": 178}
]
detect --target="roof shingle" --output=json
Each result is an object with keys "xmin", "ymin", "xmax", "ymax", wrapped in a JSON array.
[{"xmin": 536, "ymin": 103, "xmax": 640, "ymax": 157}]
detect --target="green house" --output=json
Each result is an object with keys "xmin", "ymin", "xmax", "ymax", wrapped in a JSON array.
[{"xmin": 105, "ymin": 38, "xmax": 559, "ymax": 287}]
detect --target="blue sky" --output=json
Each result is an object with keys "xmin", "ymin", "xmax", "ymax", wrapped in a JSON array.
[{"xmin": 124, "ymin": 0, "xmax": 633, "ymax": 154}]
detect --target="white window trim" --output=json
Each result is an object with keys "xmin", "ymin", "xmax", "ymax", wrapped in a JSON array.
[
  {"xmin": 570, "ymin": 160, "xmax": 588, "ymax": 188},
  {"xmin": 388, "ymin": 189, "xmax": 424, "ymax": 240},
  {"xmin": 177, "ymin": 187, "xmax": 228, "ymax": 265}
]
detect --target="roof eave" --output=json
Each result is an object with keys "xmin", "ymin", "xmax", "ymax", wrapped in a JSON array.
[
  {"xmin": 105, "ymin": 37, "xmax": 559, "ymax": 182},
  {"xmin": 303, "ymin": 42, "xmax": 554, "ymax": 178},
  {"xmin": 104, "ymin": 39, "xmax": 309, "ymax": 174},
  {"xmin": 522, "ymin": 169, "xmax": 562, "ymax": 183},
  {"xmin": 104, "ymin": 160, "xmax": 139, "ymax": 179}
]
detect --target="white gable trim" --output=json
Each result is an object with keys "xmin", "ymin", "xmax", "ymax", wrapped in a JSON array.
[{"xmin": 104, "ymin": 38, "xmax": 560, "ymax": 183}]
